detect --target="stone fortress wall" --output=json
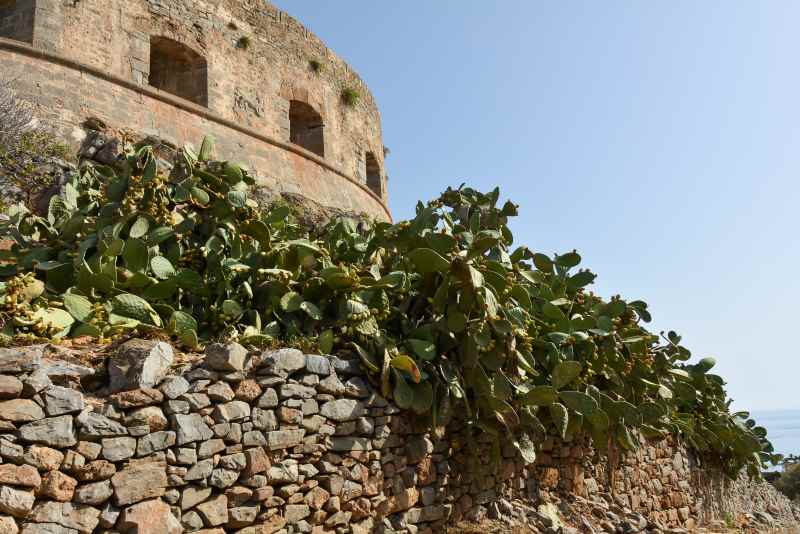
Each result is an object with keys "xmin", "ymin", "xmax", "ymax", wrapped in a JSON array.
[
  {"xmin": 0, "ymin": 341, "xmax": 794, "ymax": 534},
  {"xmin": 0, "ymin": 0, "xmax": 390, "ymax": 220}
]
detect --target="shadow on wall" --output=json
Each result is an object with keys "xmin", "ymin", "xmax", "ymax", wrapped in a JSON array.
[
  {"xmin": 149, "ymin": 36, "xmax": 208, "ymax": 107},
  {"xmin": 289, "ymin": 100, "xmax": 325, "ymax": 158},
  {"xmin": 366, "ymin": 151, "xmax": 381, "ymax": 196}
]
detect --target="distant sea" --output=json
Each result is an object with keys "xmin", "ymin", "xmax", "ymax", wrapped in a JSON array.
[{"xmin": 752, "ymin": 410, "xmax": 800, "ymax": 471}]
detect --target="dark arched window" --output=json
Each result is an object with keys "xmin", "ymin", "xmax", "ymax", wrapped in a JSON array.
[
  {"xmin": 365, "ymin": 152, "xmax": 382, "ymax": 196},
  {"xmin": 149, "ymin": 36, "xmax": 208, "ymax": 106},
  {"xmin": 289, "ymin": 100, "xmax": 324, "ymax": 157},
  {"xmin": 0, "ymin": 0, "xmax": 35, "ymax": 44}
]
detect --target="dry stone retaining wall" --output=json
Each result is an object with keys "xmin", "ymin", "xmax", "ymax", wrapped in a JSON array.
[{"xmin": 0, "ymin": 341, "xmax": 793, "ymax": 534}]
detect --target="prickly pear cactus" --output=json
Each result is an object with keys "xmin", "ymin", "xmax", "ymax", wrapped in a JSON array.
[{"xmin": 0, "ymin": 135, "xmax": 778, "ymax": 479}]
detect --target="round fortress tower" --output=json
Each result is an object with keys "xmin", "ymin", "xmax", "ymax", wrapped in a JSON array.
[{"xmin": 0, "ymin": 0, "xmax": 390, "ymax": 220}]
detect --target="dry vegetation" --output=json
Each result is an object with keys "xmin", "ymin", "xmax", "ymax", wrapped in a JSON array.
[{"xmin": 0, "ymin": 77, "xmax": 36, "ymax": 148}]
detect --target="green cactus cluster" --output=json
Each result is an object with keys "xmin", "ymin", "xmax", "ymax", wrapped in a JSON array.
[{"xmin": 0, "ymin": 136, "xmax": 779, "ymax": 479}]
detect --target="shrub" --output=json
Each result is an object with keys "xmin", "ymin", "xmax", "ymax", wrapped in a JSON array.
[
  {"xmin": 0, "ymin": 135, "xmax": 779, "ymax": 477},
  {"xmin": 0, "ymin": 78, "xmax": 36, "ymax": 151},
  {"xmin": 775, "ymin": 464, "xmax": 800, "ymax": 501},
  {"xmin": 309, "ymin": 59, "xmax": 323, "ymax": 74},
  {"xmin": 341, "ymin": 88, "xmax": 360, "ymax": 107},
  {"xmin": 236, "ymin": 36, "xmax": 251, "ymax": 50},
  {"xmin": 0, "ymin": 79, "xmax": 71, "ymax": 212}
]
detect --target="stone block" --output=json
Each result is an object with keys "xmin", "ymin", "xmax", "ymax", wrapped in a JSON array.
[
  {"xmin": 111, "ymin": 464, "xmax": 167, "ymax": 506},
  {"xmin": 108, "ymin": 339, "xmax": 173, "ymax": 392},
  {"xmin": 19, "ymin": 415, "xmax": 77, "ymax": 447}
]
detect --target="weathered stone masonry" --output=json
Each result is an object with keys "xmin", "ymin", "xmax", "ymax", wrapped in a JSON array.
[
  {"xmin": 0, "ymin": 0, "xmax": 390, "ymax": 221},
  {"xmin": 0, "ymin": 341, "xmax": 794, "ymax": 534}
]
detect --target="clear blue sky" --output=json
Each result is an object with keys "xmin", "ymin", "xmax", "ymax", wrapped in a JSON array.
[{"xmin": 272, "ymin": 1, "xmax": 800, "ymax": 412}]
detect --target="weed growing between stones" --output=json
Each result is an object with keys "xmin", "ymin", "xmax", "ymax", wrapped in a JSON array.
[
  {"xmin": 0, "ymin": 135, "xmax": 780, "ymax": 479},
  {"xmin": 341, "ymin": 88, "xmax": 360, "ymax": 107},
  {"xmin": 310, "ymin": 59, "xmax": 324, "ymax": 74},
  {"xmin": 237, "ymin": 36, "xmax": 252, "ymax": 50}
]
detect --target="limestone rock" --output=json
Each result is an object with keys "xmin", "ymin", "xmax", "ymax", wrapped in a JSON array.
[
  {"xmin": 137, "ymin": 431, "xmax": 176, "ymax": 456},
  {"xmin": 98, "ymin": 502, "xmax": 120, "ymax": 529},
  {"xmin": 229, "ymin": 505, "xmax": 259, "ymax": 527},
  {"xmin": 320, "ymin": 399, "xmax": 365, "ymax": 422},
  {"xmin": 111, "ymin": 464, "xmax": 167, "ymax": 506},
  {"xmin": 330, "ymin": 437, "xmax": 370, "ymax": 452},
  {"xmin": 198, "ymin": 439, "xmax": 225, "ymax": 459},
  {"xmin": 267, "ymin": 429, "xmax": 306, "ymax": 450},
  {"xmin": 318, "ymin": 373, "xmax": 346, "ymax": 395},
  {"xmin": 73, "ymin": 461, "xmax": 116, "ymax": 482},
  {"xmin": 259, "ymin": 348, "xmax": 305, "ymax": 378},
  {"xmin": 209, "ymin": 468, "xmax": 239, "ymax": 489},
  {"xmin": 0, "ymin": 375, "xmax": 23, "ymax": 399},
  {"xmin": 330, "ymin": 356, "xmax": 361, "ymax": 376},
  {"xmin": 196, "ymin": 494, "xmax": 228, "ymax": 526},
  {"xmin": 206, "ymin": 381, "xmax": 235, "ymax": 401},
  {"xmin": 0, "ymin": 515, "xmax": 17, "ymax": 534},
  {"xmin": 280, "ymin": 383, "xmax": 316, "ymax": 399},
  {"xmin": 110, "ymin": 388, "xmax": 163, "ymax": 409},
  {"xmin": 344, "ymin": 376, "xmax": 370, "ymax": 398},
  {"xmin": 159, "ymin": 376, "xmax": 190, "ymax": 400},
  {"xmin": 258, "ymin": 514, "xmax": 286, "ymax": 534},
  {"xmin": 305, "ymin": 354, "xmax": 331, "ymax": 376},
  {"xmin": 0, "ymin": 485, "xmax": 34, "ymax": 517},
  {"xmin": 182, "ymin": 393, "xmax": 210, "ymax": 410},
  {"xmin": 257, "ymin": 388, "xmax": 279, "ymax": 408},
  {"xmin": 325, "ymin": 510, "xmax": 352, "ymax": 527},
  {"xmin": 19, "ymin": 523, "xmax": 77, "ymax": 534},
  {"xmin": 126, "ymin": 406, "xmax": 168, "ymax": 431},
  {"xmin": 406, "ymin": 436, "xmax": 434, "ymax": 464},
  {"xmin": 61, "ymin": 450, "xmax": 85, "ymax": 473},
  {"xmin": 305, "ymin": 486, "xmax": 331, "ymax": 510},
  {"xmin": 101, "ymin": 437, "xmax": 137, "ymax": 462},
  {"xmin": 205, "ymin": 342, "xmax": 247, "ymax": 372},
  {"xmin": 108, "ymin": 339, "xmax": 173, "ymax": 392},
  {"xmin": 28, "ymin": 501, "xmax": 100, "ymax": 533},
  {"xmin": 212, "ymin": 401, "xmax": 250, "ymax": 422},
  {"xmin": 76, "ymin": 410, "xmax": 127, "ymax": 439},
  {"xmin": 181, "ymin": 510, "xmax": 203, "ymax": 531},
  {"xmin": 0, "ymin": 464, "xmax": 41, "ymax": 488},
  {"xmin": 234, "ymin": 379, "xmax": 262, "ymax": 402},
  {"xmin": 21, "ymin": 370, "xmax": 51, "ymax": 397},
  {"xmin": 285, "ymin": 503, "xmax": 311, "ymax": 523},
  {"xmin": 0, "ymin": 437, "xmax": 23, "ymax": 463},
  {"xmin": 0, "ymin": 399, "xmax": 45, "ymax": 422},
  {"xmin": 42, "ymin": 386, "xmax": 85, "ymax": 416},
  {"xmin": 39, "ymin": 471, "xmax": 77, "ymax": 501},
  {"xmin": 19, "ymin": 415, "xmax": 77, "ymax": 447},
  {"xmin": 252, "ymin": 408, "xmax": 277, "ymax": 431},
  {"xmin": 181, "ymin": 485, "xmax": 212, "ymax": 510},
  {"xmin": 118, "ymin": 498, "xmax": 182, "ymax": 534},
  {"xmin": 185, "ymin": 459, "xmax": 214, "ymax": 481},
  {"xmin": 75, "ymin": 441, "xmax": 103, "ymax": 460},
  {"xmin": 73, "ymin": 480, "xmax": 113, "ymax": 506},
  {"xmin": 0, "ymin": 345, "xmax": 44, "ymax": 373},
  {"xmin": 172, "ymin": 413, "xmax": 214, "ymax": 445},
  {"xmin": 243, "ymin": 447, "xmax": 270, "ymax": 476},
  {"xmin": 38, "ymin": 356, "xmax": 94, "ymax": 385},
  {"xmin": 268, "ymin": 462, "xmax": 300, "ymax": 484}
]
